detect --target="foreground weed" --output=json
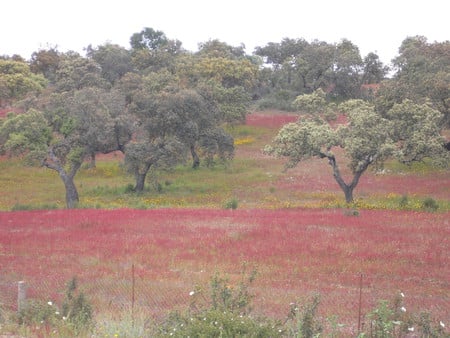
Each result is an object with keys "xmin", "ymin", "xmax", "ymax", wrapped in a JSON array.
[
  {"xmin": 360, "ymin": 292, "xmax": 447, "ymax": 337},
  {"xmin": 285, "ymin": 294, "xmax": 323, "ymax": 338},
  {"xmin": 62, "ymin": 277, "xmax": 94, "ymax": 334},
  {"xmin": 159, "ymin": 269, "xmax": 283, "ymax": 337}
]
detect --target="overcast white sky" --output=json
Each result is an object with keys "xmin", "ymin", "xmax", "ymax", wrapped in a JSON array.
[{"xmin": 1, "ymin": 0, "xmax": 448, "ymax": 65}]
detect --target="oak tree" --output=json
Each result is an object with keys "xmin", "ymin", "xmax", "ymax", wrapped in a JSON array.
[{"xmin": 265, "ymin": 95, "xmax": 449, "ymax": 203}]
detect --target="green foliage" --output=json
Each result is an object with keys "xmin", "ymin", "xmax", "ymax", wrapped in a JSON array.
[
  {"xmin": 256, "ymin": 90, "xmax": 297, "ymax": 111},
  {"xmin": 265, "ymin": 98, "xmax": 448, "ymax": 203},
  {"xmin": 422, "ymin": 197, "xmax": 439, "ymax": 212},
  {"xmin": 377, "ymin": 36, "xmax": 450, "ymax": 127},
  {"xmin": 360, "ymin": 294, "xmax": 447, "ymax": 337},
  {"xmin": 224, "ymin": 198, "xmax": 238, "ymax": 210},
  {"xmin": 386, "ymin": 100, "xmax": 448, "ymax": 166},
  {"xmin": 0, "ymin": 59, "xmax": 47, "ymax": 102},
  {"xmin": 160, "ymin": 308, "xmax": 282, "ymax": 338},
  {"xmin": 286, "ymin": 294, "xmax": 323, "ymax": 338},
  {"xmin": 293, "ymin": 89, "xmax": 327, "ymax": 114},
  {"xmin": 11, "ymin": 278, "xmax": 93, "ymax": 337},
  {"xmin": 0, "ymin": 109, "xmax": 51, "ymax": 164},
  {"xmin": 366, "ymin": 300, "xmax": 397, "ymax": 337},
  {"xmin": 398, "ymin": 194, "xmax": 409, "ymax": 209},
  {"xmin": 61, "ymin": 277, "xmax": 94, "ymax": 333},
  {"xmin": 264, "ymin": 119, "xmax": 335, "ymax": 169},
  {"xmin": 159, "ymin": 269, "xmax": 283, "ymax": 337},
  {"xmin": 11, "ymin": 203, "xmax": 59, "ymax": 211},
  {"xmin": 209, "ymin": 269, "xmax": 256, "ymax": 314},
  {"xmin": 94, "ymin": 313, "xmax": 154, "ymax": 337},
  {"xmin": 16, "ymin": 299, "xmax": 60, "ymax": 326}
]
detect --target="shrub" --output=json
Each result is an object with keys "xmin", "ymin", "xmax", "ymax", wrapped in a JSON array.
[
  {"xmin": 422, "ymin": 197, "xmax": 439, "ymax": 211},
  {"xmin": 224, "ymin": 198, "xmax": 238, "ymax": 210},
  {"xmin": 360, "ymin": 293, "xmax": 447, "ymax": 337},
  {"xmin": 61, "ymin": 277, "xmax": 94, "ymax": 334},
  {"xmin": 159, "ymin": 269, "xmax": 283, "ymax": 337},
  {"xmin": 124, "ymin": 183, "xmax": 135, "ymax": 194},
  {"xmin": 16, "ymin": 299, "xmax": 59, "ymax": 326},
  {"xmin": 286, "ymin": 294, "xmax": 323, "ymax": 338},
  {"xmin": 399, "ymin": 194, "xmax": 409, "ymax": 209}
]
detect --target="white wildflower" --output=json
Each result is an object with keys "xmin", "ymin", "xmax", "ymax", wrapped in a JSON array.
[
  {"xmin": 408, "ymin": 327, "xmax": 414, "ymax": 332},
  {"xmin": 47, "ymin": 301, "xmax": 53, "ymax": 306},
  {"xmin": 400, "ymin": 292, "xmax": 405, "ymax": 298},
  {"xmin": 440, "ymin": 321, "xmax": 445, "ymax": 328},
  {"xmin": 189, "ymin": 291, "xmax": 195, "ymax": 296},
  {"xmin": 401, "ymin": 306, "xmax": 406, "ymax": 312}
]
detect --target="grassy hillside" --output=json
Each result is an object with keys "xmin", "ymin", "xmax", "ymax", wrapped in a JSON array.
[{"xmin": 0, "ymin": 111, "xmax": 449, "ymax": 211}]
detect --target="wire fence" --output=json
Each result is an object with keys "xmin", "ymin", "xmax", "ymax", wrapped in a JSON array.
[{"xmin": 1, "ymin": 267, "xmax": 449, "ymax": 336}]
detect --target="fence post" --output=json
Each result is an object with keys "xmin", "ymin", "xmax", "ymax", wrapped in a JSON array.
[
  {"xmin": 357, "ymin": 273, "xmax": 363, "ymax": 333},
  {"xmin": 131, "ymin": 263, "xmax": 135, "ymax": 328},
  {"xmin": 17, "ymin": 280, "xmax": 26, "ymax": 312}
]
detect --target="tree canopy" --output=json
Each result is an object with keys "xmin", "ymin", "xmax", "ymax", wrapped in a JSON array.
[{"xmin": 0, "ymin": 59, "xmax": 47, "ymax": 107}]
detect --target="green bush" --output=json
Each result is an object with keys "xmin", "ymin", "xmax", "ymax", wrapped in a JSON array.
[
  {"xmin": 285, "ymin": 294, "xmax": 323, "ymax": 338},
  {"xmin": 61, "ymin": 277, "xmax": 94, "ymax": 334},
  {"xmin": 159, "ymin": 269, "xmax": 283, "ymax": 337},
  {"xmin": 422, "ymin": 197, "xmax": 439, "ymax": 211},
  {"xmin": 16, "ymin": 299, "xmax": 59, "ymax": 326},
  {"xmin": 360, "ymin": 294, "xmax": 447, "ymax": 337},
  {"xmin": 224, "ymin": 198, "xmax": 238, "ymax": 210},
  {"xmin": 399, "ymin": 194, "xmax": 409, "ymax": 209}
]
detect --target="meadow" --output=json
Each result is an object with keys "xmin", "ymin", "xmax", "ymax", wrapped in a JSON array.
[{"xmin": 0, "ymin": 111, "xmax": 449, "ymax": 336}]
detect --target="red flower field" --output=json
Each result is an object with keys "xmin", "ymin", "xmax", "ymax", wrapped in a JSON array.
[{"xmin": 1, "ymin": 208, "xmax": 449, "ymax": 334}]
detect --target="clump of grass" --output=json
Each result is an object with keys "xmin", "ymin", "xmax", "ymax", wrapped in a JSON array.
[
  {"xmin": 11, "ymin": 203, "xmax": 34, "ymax": 211},
  {"xmin": 11, "ymin": 203, "xmax": 59, "ymax": 211},
  {"xmin": 224, "ymin": 198, "xmax": 238, "ymax": 210}
]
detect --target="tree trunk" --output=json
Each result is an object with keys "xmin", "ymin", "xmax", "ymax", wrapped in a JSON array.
[
  {"xmin": 190, "ymin": 144, "xmax": 200, "ymax": 169},
  {"xmin": 62, "ymin": 175, "xmax": 79, "ymax": 208},
  {"xmin": 342, "ymin": 185, "xmax": 354, "ymax": 204},
  {"xmin": 42, "ymin": 147, "xmax": 81, "ymax": 209},
  {"xmin": 135, "ymin": 172, "xmax": 147, "ymax": 192},
  {"xmin": 134, "ymin": 162, "xmax": 152, "ymax": 192},
  {"xmin": 324, "ymin": 153, "xmax": 372, "ymax": 204}
]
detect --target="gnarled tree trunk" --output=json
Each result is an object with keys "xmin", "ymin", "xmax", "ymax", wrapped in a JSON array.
[
  {"xmin": 43, "ymin": 147, "xmax": 82, "ymax": 209},
  {"xmin": 324, "ymin": 153, "xmax": 373, "ymax": 203}
]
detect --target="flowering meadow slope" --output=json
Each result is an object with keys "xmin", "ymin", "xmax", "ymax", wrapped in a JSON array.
[{"xmin": 1, "ymin": 208, "xmax": 449, "ymax": 332}]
